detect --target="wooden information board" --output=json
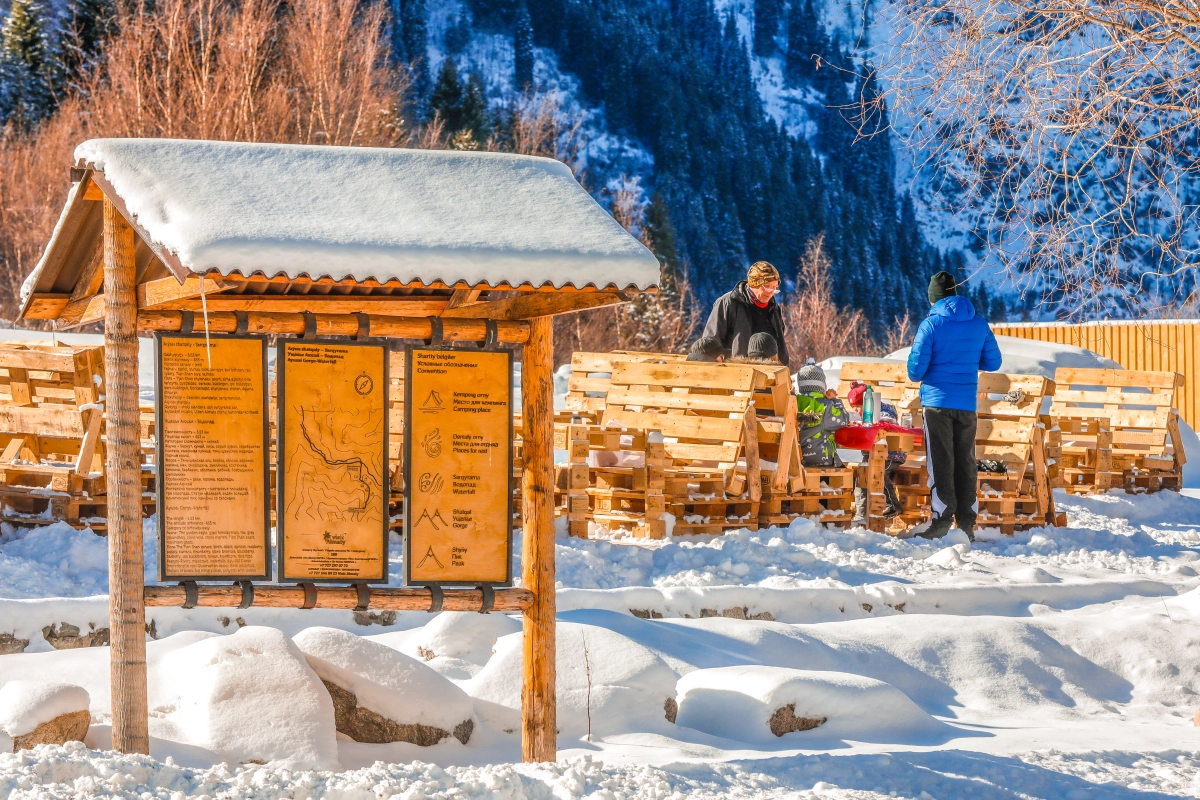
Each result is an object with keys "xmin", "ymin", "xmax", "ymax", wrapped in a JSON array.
[
  {"xmin": 405, "ymin": 347, "xmax": 513, "ymax": 586},
  {"xmin": 277, "ymin": 341, "xmax": 389, "ymax": 582},
  {"xmin": 156, "ymin": 334, "xmax": 270, "ymax": 581}
]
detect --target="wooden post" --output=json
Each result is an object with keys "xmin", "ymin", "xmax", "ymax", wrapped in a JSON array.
[
  {"xmin": 521, "ymin": 315, "xmax": 556, "ymax": 763},
  {"xmin": 103, "ymin": 198, "xmax": 149, "ymax": 754}
]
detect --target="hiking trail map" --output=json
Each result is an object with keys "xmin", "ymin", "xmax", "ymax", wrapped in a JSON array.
[{"xmin": 277, "ymin": 341, "xmax": 388, "ymax": 582}]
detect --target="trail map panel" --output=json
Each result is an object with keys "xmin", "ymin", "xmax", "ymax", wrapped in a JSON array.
[
  {"xmin": 156, "ymin": 334, "xmax": 270, "ymax": 581},
  {"xmin": 278, "ymin": 341, "xmax": 388, "ymax": 582},
  {"xmin": 405, "ymin": 347, "xmax": 513, "ymax": 586}
]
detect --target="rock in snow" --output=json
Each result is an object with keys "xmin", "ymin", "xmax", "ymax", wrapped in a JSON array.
[
  {"xmin": 293, "ymin": 627, "xmax": 475, "ymax": 746},
  {"xmin": 465, "ymin": 622, "xmax": 679, "ymax": 737},
  {"xmin": 0, "ymin": 681, "xmax": 89, "ymax": 751},
  {"xmin": 156, "ymin": 626, "xmax": 339, "ymax": 770},
  {"xmin": 675, "ymin": 666, "xmax": 944, "ymax": 745},
  {"xmin": 407, "ymin": 611, "xmax": 522, "ymax": 665}
]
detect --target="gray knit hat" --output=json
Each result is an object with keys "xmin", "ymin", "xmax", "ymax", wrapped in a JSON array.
[
  {"xmin": 747, "ymin": 333, "xmax": 778, "ymax": 361},
  {"xmin": 793, "ymin": 360, "xmax": 826, "ymax": 394}
]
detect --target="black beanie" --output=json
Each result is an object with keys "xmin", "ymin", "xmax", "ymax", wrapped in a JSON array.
[
  {"xmin": 687, "ymin": 336, "xmax": 729, "ymax": 362},
  {"xmin": 747, "ymin": 332, "xmax": 779, "ymax": 361},
  {"xmin": 928, "ymin": 271, "xmax": 957, "ymax": 304}
]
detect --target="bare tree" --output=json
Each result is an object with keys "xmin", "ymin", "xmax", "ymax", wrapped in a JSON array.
[
  {"xmin": 873, "ymin": 0, "xmax": 1200, "ymax": 316},
  {"xmin": 784, "ymin": 235, "xmax": 876, "ymax": 362}
]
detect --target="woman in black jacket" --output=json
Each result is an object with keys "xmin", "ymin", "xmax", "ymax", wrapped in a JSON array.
[{"xmin": 700, "ymin": 261, "xmax": 789, "ymax": 366}]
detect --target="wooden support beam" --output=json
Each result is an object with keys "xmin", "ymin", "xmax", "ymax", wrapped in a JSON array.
[
  {"xmin": 22, "ymin": 294, "xmax": 70, "ymax": 320},
  {"xmin": 136, "ymin": 310, "xmax": 531, "ymax": 343},
  {"xmin": 144, "ymin": 585, "xmax": 533, "ymax": 611},
  {"xmin": 154, "ymin": 296, "xmax": 451, "ymax": 316},
  {"xmin": 444, "ymin": 291, "xmax": 626, "ymax": 320},
  {"xmin": 58, "ymin": 294, "xmax": 107, "ymax": 328},
  {"xmin": 521, "ymin": 315, "xmax": 556, "ymax": 763},
  {"xmin": 136, "ymin": 275, "xmax": 241, "ymax": 309},
  {"xmin": 103, "ymin": 197, "xmax": 149, "ymax": 755},
  {"xmin": 445, "ymin": 287, "xmax": 483, "ymax": 310}
]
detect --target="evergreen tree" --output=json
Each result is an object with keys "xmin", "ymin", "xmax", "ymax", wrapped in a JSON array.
[
  {"xmin": 430, "ymin": 58, "xmax": 464, "ymax": 130},
  {"xmin": 785, "ymin": 0, "xmax": 821, "ymax": 84},
  {"xmin": 513, "ymin": 0, "xmax": 534, "ymax": 89},
  {"xmin": 643, "ymin": 192, "xmax": 682, "ymax": 284},
  {"xmin": 445, "ymin": 9, "xmax": 472, "ymax": 55},
  {"xmin": 460, "ymin": 71, "xmax": 490, "ymax": 138},
  {"xmin": 60, "ymin": 0, "xmax": 116, "ymax": 92},
  {"xmin": 0, "ymin": 0, "xmax": 56, "ymax": 125},
  {"xmin": 753, "ymin": 0, "xmax": 782, "ymax": 56},
  {"xmin": 392, "ymin": 0, "xmax": 429, "ymax": 111}
]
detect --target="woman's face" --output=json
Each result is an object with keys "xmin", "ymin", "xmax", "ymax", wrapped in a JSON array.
[{"xmin": 749, "ymin": 280, "xmax": 779, "ymax": 304}]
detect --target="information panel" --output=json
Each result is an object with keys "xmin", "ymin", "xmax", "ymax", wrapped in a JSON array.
[
  {"xmin": 277, "ymin": 341, "xmax": 389, "ymax": 582},
  {"xmin": 405, "ymin": 347, "xmax": 513, "ymax": 586},
  {"xmin": 156, "ymin": 334, "xmax": 270, "ymax": 581}
]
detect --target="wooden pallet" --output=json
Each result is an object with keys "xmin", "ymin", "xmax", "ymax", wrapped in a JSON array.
[
  {"xmin": 562, "ymin": 351, "xmax": 686, "ymax": 419},
  {"xmin": 1050, "ymin": 367, "xmax": 1185, "ymax": 494}
]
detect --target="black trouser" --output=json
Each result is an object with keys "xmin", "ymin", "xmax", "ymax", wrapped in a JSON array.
[{"xmin": 923, "ymin": 407, "xmax": 978, "ymax": 529}]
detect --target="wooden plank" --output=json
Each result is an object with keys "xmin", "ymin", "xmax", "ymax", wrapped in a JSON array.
[
  {"xmin": 602, "ymin": 408, "xmax": 744, "ymax": 441},
  {"xmin": 21, "ymin": 294, "xmax": 70, "ymax": 319},
  {"xmin": 612, "ymin": 361, "xmax": 761, "ymax": 391},
  {"xmin": 68, "ymin": 239, "xmax": 106, "ymax": 303},
  {"xmin": 144, "ymin": 584, "xmax": 533, "ymax": 611},
  {"xmin": 443, "ymin": 291, "xmax": 625, "ymax": 320},
  {"xmin": 5, "ymin": 368, "xmax": 30, "ymax": 407},
  {"xmin": 607, "ymin": 389, "xmax": 750, "ymax": 413},
  {"xmin": 137, "ymin": 310, "xmax": 530, "ymax": 342},
  {"xmin": 976, "ymin": 419, "xmax": 1035, "ymax": 443},
  {"xmin": 1051, "ymin": 387, "xmax": 1176, "ymax": 407},
  {"xmin": 1055, "ymin": 367, "xmax": 1181, "ymax": 390},
  {"xmin": 839, "ymin": 362, "xmax": 914, "ymax": 383},
  {"xmin": 135, "ymin": 274, "xmax": 242, "ymax": 308},
  {"xmin": 0, "ymin": 437, "xmax": 25, "ymax": 463},
  {"xmin": 567, "ymin": 375, "xmax": 612, "ymax": 393},
  {"xmin": 74, "ymin": 408, "xmax": 101, "ymax": 476},
  {"xmin": 103, "ymin": 197, "xmax": 149, "ymax": 755},
  {"xmin": 59, "ymin": 294, "xmax": 107, "ymax": 328},
  {"xmin": 521, "ymin": 316, "xmax": 556, "ymax": 763},
  {"xmin": 977, "ymin": 373, "xmax": 1051, "ymax": 395},
  {"xmin": 661, "ymin": 442, "xmax": 741, "ymax": 462},
  {"xmin": 571, "ymin": 352, "xmax": 684, "ymax": 371},
  {"xmin": 445, "ymin": 287, "xmax": 482, "ymax": 310},
  {"xmin": 0, "ymin": 406, "xmax": 87, "ymax": 437},
  {"xmin": 159, "ymin": 295, "xmax": 452, "ymax": 315},
  {"xmin": 0, "ymin": 348, "xmax": 83, "ymax": 373}
]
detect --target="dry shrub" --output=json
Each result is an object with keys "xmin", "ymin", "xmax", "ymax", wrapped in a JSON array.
[
  {"xmin": 0, "ymin": 0, "xmax": 408, "ymax": 320},
  {"xmin": 783, "ymin": 235, "xmax": 875, "ymax": 363}
]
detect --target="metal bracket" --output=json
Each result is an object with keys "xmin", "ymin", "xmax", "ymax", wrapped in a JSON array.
[
  {"xmin": 477, "ymin": 319, "xmax": 498, "ymax": 348},
  {"xmin": 298, "ymin": 582, "xmax": 317, "ymax": 610},
  {"xmin": 478, "ymin": 585, "xmax": 495, "ymax": 614},
  {"xmin": 427, "ymin": 584, "xmax": 444, "ymax": 613},
  {"xmin": 236, "ymin": 580, "xmax": 254, "ymax": 609},
  {"xmin": 354, "ymin": 312, "xmax": 370, "ymax": 341},
  {"xmin": 425, "ymin": 316, "xmax": 444, "ymax": 347},
  {"xmin": 353, "ymin": 583, "xmax": 371, "ymax": 612},
  {"xmin": 234, "ymin": 310, "xmax": 249, "ymax": 335},
  {"xmin": 302, "ymin": 311, "xmax": 317, "ymax": 338},
  {"xmin": 180, "ymin": 580, "xmax": 198, "ymax": 609},
  {"xmin": 180, "ymin": 310, "xmax": 195, "ymax": 334}
]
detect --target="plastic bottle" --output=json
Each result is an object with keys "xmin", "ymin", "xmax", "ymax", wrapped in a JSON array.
[{"xmin": 863, "ymin": 385, "xmax": 875, "ymax": 424}]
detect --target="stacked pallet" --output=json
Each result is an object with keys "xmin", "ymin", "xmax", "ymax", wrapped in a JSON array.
[
  {"xmin": 974, "ymin": 373, "xmax": 1061, "ymax": 532},
  {"xmin": 1050, "ymin": 368, "xmax": 1185, "ymax": 494},
  {"xmin": 0, "ymin": 341, "xmax": 115, "ymax": 531}
]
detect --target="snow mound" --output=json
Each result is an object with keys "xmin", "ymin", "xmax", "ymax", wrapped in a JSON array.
[
  {"xmin": 156, "ymin": 627, "xmax": 339, "ymax": 770},
  {"xmin": 405, "ymin": 611, "xmax": 522, "ymax": 665},
  {"xmin": 0, "ymin": 682, "xmax": 89, "ymax": 738},
  {"xmin": 675, "ymin": 666, "xmax": 944, "ymax": 745},
  {"xmin": 463, "ymin": 621, "xmax": 679, "ymax": 737},
  {"xmin": 293, "ymin": 627, "xmax": 474, "ymax": 735}
]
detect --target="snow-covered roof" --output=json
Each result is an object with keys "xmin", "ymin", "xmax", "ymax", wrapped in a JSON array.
[{"xmin": 58, "ymin": 138, "xmax": 660, "ymax": 291}]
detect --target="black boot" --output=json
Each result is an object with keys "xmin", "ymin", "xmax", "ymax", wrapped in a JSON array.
[{"xmin": 917, "ymin": 516, "xmax": 953, "ymax": 539}]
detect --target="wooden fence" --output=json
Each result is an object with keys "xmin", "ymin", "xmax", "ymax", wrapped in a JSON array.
[{"xmin": 991, "ymin": 320, "xmax": 1200, "ymax": 430}]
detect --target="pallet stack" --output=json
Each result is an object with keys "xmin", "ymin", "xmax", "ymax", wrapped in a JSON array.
[
  {"xmin": 0, "ymin": 341, "xmax": 116, "ymax": 531},
  {"xmin": 1050, "ymin": 368, "xmax": 1186, "ymax": 494}
]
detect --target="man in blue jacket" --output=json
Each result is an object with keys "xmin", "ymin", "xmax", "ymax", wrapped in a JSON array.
[{"xmin": 907, "ymin": 272, "xmax": 1003, "ymax": 540}]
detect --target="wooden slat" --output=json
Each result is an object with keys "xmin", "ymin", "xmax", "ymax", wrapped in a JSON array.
[
  {"xmin": 601, "ymin": 408, "xmax": 744, "ymax": 441},
  {"xmin": 567, "ymin": 375, "xmax": 613, "ymax": 393},
  {"xmin": 159, "ymin": 295, "xmax": 450, "ymax": 315},
  {"xmin": 662, "ymin": 442, "xmax": 741, "ymax": 462},
  {"xmin": 1051, "ymin": 388, "xmax": 1176, "ymax": 407},
  {"xmin": 977, "ymin": 373, "xmax": 1052, "ymax": 395},
  {"xmin": 1049, "ymin": 404, "xmax": 1171, "ymax": 429},
  {"xmin": 1055, "ymin": 367, "xmax": 1181, "ymax": 390},
  {"xmin": 839, "ymin": 362, "xmax": 914, "ymax": 383},
  {"xmin": 0, "ymin": 406, "xmax": 88, "ymax": 437},
  {"xmin": 22, "ymin": 294, "xmax": 71, "ymax": 319},
  {"xmin": 606, "ymin": 389, "xmax": 750, "ymax": 413},
  {"xmin": 976, "ymin": 419, "xmax": 1035, "ymax": 443},
  {"xmin": 612, "ymin": 361, "xmax": 761, "ymax": 391},
  {"xmin": 0, "ymin": 348, "xmax": 80, "ymax": 372}
]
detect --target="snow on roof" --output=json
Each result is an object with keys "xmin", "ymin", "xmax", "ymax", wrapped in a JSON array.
[{"xmin": 71, "ymin": 138, "xmax": 661, "ymax": 290}]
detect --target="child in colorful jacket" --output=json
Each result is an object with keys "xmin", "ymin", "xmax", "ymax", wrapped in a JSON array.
[
  {"xmin": 794, "ymin": 361, "xmax": 848, "ymax": 467},
  {"xmin": 846, "ymin": 381, "xmax": 905, "ymax": 523}
]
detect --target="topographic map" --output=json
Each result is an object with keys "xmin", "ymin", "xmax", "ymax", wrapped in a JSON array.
[{"xmin": 284, "ymin": 406, "xmax": 385, "ymax": 524}]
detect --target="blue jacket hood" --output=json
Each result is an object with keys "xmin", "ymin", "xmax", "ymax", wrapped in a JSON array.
[{"xmin": 930, "ymin": 296, "xmax": 976, "ymax": 322}]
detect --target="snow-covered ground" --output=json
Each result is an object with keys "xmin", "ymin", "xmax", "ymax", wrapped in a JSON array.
[{"xmin": 1, "ymin": 332, "xmax": 1198, "ymax": 797}]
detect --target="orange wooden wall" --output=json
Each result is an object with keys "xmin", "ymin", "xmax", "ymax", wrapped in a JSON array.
[{"xmin": 991, "ymin": 320, "xmax": 1200, "ymax": 428}]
